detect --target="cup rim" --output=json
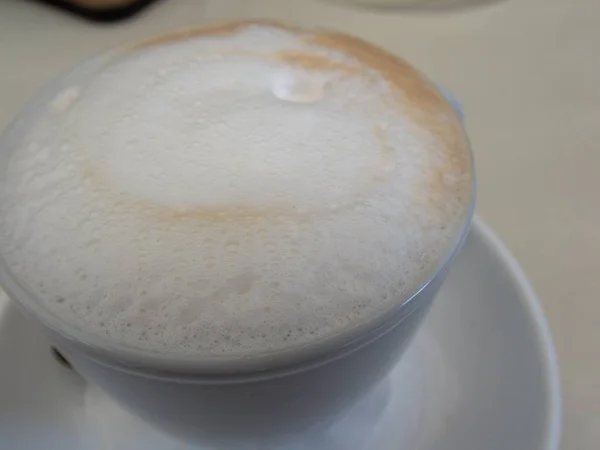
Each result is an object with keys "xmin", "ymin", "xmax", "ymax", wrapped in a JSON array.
[{"xmin": 0, "ymin": 25, "xmax": 477, "ymax": 375}]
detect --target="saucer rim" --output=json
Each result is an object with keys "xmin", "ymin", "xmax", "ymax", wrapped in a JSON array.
[{"xmin": 471, "ymin": 216, "xmax": 562, "ymax": 450}]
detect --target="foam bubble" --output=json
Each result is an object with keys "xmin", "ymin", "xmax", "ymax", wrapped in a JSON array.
[
  {"xmin": 0, "ymin": 22, "xmax": 472, "ymax": 357},
  {"xmin": 272, "ymin": 69, "xmax": 327, "ymax": 103}
]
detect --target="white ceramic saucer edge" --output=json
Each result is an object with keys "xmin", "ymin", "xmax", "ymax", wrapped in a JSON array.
[{"xmin": 473, "ymin": 217, "xmax": 562, "ymax": 450}]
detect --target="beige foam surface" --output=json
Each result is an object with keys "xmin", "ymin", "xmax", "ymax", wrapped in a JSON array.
[{"xmin": 0, "ymin": 21, "xmax": 470, "ymax": 356}]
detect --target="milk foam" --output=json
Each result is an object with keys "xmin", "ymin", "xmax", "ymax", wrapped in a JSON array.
[{"xmin": 0, "ymin": 23, "xmax": 472, "ymax": 356}]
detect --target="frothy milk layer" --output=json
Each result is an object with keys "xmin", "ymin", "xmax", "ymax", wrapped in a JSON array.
[{"xmin": 0, "ymin": 22, "xmax": 472, "ymax": 357}]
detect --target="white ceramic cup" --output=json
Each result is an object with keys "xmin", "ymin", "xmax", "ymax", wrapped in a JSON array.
[{"xmin": 0, "ymin": 28, "xmax": 475, "ymax": 449}]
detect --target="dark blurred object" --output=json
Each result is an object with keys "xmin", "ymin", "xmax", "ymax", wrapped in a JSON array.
[
  {"xmin": 51, "ymin": 347, "xmax": 72, "ymax": 369},
  {"xmin": 32, "ymin": 0, "xmax": 164, "ymax": 22}
]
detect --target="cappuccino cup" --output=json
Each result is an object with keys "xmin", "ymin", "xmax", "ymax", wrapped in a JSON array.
[{"xmin": 0, "ymin": 20, "xmax": 474, "ymax": 448}]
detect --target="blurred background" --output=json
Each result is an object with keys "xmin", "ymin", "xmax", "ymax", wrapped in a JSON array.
[{"xmin": 1, "ymin": 0, "xmax": 599, "ymax": 449}]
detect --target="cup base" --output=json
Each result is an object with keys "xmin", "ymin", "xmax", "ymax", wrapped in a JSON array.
[{"xmin": 80, "ymin": 329, "xmax": 449, "ymax": 450}]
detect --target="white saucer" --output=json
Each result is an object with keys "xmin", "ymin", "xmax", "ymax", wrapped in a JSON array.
[{"xmin": 0, "ymin": 218, "xmax": 561, "ymax": 450}]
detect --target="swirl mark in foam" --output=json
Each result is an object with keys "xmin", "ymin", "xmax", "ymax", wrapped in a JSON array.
[{"xmin": 0, "ymin": 22, "xmax": 473, "ymax": 357}]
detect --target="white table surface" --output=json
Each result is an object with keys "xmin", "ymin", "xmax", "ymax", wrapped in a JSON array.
[{"xmin": 0, "ymin": 0, "xmax": 598, "ymax": 448}]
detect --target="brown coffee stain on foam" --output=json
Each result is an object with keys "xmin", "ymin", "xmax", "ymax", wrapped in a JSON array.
[
  {"xmin": 129, "ymin": 22, "xmax": 361, "ymax": 77},
  {"xmin": 274, "ymin": 50, "xmax": 361, "ymax": 76},
  {"xmin": 84, "ymin": 20, "xmax": 471, "ymax": 222},
  {"xmin": 81, "ymin": 160, "xmax": 289, "ymax": 224},
  {"xmin": 128, "ymin": 20, "xmax": 307, "ymax": 52},
  {"xmin": 82, "ymin": 166, "xmax": 379, "ymax": 226},
  {"xmin": 79, "ymin": 156, "xmax": 373, "ymax": 226},
  {"xmin": 306, "ymin": 30, "xmax": 449, "ymax": 116},
  {"xmin": 303, "ymin": 30, "xmax": 473, "ymax": 211}
]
